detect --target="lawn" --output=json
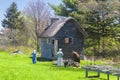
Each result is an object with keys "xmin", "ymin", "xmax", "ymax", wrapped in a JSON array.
[{"xmin": 0, "ymin": 51, "xmax": 118, "ymax": 80}]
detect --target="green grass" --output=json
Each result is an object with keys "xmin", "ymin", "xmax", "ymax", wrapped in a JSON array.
[{"xmin": 0, "ymin": 51, "xmax": 118, "ymax": 80}]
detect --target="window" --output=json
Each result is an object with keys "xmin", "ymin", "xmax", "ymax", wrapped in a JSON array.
[
  {"xmin": 52, "ymin": 40, "xmax": 54, "ymax": 44},
  {"xmin": 47, "ymin": 39, "xmax": 51, "ymax": 44},
  {"xmin": 47, "ymin": 38, "xmax": 55, "ymax": 44},
  {"xmin": 64, "ymin": 38, "xmax": 73, "ymax": 44},
  {"xmin": 65, "ymin": 38, "xmax": 69, "ymax": 43}
]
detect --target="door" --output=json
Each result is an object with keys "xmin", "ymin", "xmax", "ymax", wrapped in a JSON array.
[{"xmin": 54, "ymin": 40, "xmax": 58, "ymax": 56}]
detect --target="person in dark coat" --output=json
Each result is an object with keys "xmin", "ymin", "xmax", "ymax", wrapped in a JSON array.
[
  {"xmin": 31, "ymin": 50, "xmax": 37, "ymax": 64},
  {"xmin": 72, "ymin": 51, "xmax": 80, "ymax": 63}
]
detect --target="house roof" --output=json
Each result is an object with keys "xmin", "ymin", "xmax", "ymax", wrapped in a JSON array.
[{"xmin": 39, "ymin": 17, "xmax": 88, "ymax": 38}]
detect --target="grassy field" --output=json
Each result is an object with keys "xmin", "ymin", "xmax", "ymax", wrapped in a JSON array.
[{"xmin": 0, "ymin": 51, "xmax": 118, "ymax": 80}]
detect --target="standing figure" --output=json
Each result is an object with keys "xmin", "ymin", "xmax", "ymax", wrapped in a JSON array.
[
  {"xmin": 72, "ymin": 51, "xmax": 80, "ymax": 63},
  {"xmin": 56, "ymin": 48, "xmax": 64, "ymax": 66},
  {"xmin": 32, "ymin": 50, "xmax": 37, "ymax": 64}
]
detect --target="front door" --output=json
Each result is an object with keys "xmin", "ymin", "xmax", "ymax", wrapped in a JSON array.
[{"xmin": 54, "ymin": 40, "xmax": 58, "ymax": 56}]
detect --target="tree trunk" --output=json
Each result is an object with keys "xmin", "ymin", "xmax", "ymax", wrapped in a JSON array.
[
  {"xmin": 36, "ymin": 37, "xmax": 41, "ymax": 52},
  {"xmin": 35, "ymin": 25, "xmax": 40, "ymax": 52},
  {"xmin": 102, "ymin": 37, "xmax": 106, "ymax": 58}
]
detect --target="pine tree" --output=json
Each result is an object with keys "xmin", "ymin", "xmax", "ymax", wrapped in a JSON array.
[
  {"xmin": 2, "ymin": 2, "xmax": 23, "ymax": 30},
  {"xmin": 49, "ymin": 0, "xmax": 96, "ymax": 27},
  {"xmin": 2, "ymin": 2, "xmax": 24, "ymax": 45}
]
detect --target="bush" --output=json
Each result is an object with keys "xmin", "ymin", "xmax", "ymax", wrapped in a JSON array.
[{"xmin": 4, "ymin": 46, "xmax": 34, "ymax": 55}]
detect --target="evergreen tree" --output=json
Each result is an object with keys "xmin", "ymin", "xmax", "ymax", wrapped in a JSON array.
[
  {"xmin": 2, "ymin": 2, "xmax": 23, "ymax": 30},
  {"xmin": 49, "ymin": 0, "xmax": 97, "ymax": 30},
  {"xmin": 86, "ymin": 0, "xmax": 120, "ymax": 55},
  {"xmin": 49, "ymin": 0, "xmax": 78, "ymax": 16},
  {"xmin": 2, "ymin": 2, "xmax": 24, "ymax": 45}
]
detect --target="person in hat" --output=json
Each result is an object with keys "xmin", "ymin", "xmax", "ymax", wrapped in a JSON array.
[
  {"xmin": 31, "ymin": 50, "xmax": 37, "ymax": 64},
  {"xmin": 56, "ymin": 48, "xmax": 64, "ymax": 66}
]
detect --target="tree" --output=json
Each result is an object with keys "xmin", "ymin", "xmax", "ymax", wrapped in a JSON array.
[
  {"xmin": 49, "ymin": 0, "xmax": 95, "ymax": 25},
  {"xmin": 2, "ymin": 2, "xmax": 23, "ymax": 29},
  {"xmin": 85, "ymin": 0, "xmax": 120, "ymax": 57},
  {"xmin": 25, "ymin": 0, "xmax": 51, "ymax": 51},
  {"xmin": 2, "ymin": 2, "xmax": 24, "ymax": 45},
  {"xmin": 49, "ymin": 0, "xmax": 78, "ymax": 16}
]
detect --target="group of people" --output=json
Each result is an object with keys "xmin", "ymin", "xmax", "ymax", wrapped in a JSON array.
[
  {"xmin": 31, "ymin": 48, "xmax": 80, "ymax": 67},
  {"xmin": 31, "ymin": 48, "xmax": 64, "ymax": 65},
  {"xmin": 31, "ymin": 49, "xmax": 64, "ymax": 65},
  {"xmin": 56, "ymin": 48, "xmax": 80, "ymax": 67}
]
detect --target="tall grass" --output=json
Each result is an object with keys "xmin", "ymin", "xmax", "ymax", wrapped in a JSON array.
[{"xmin": 0, "ymin": 51, "xmax": 118, "ymax": 80}]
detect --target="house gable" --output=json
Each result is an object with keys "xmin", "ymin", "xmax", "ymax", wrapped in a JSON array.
[{"xmin": 54, "ymin": 20, "xmax": 84, "ymax": 38}]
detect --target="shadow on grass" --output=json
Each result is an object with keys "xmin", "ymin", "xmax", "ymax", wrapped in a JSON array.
[
  {"xmin": 77, "ymin": 77, "xmax": 107, "ymax": 80},
  {"xmin": 49, "ymin": 65, "xmax": 109, "ymax": 80},
  {"xmin": 29, "ymin": 57, "xmax": 53, "ymax": 62},
  {"xmin": 49, "ymin": 64, "xmax": 83, "ymax": 72},
  {"xmin": 50, "ymin": 66, "xmax": 107, "ymax": 80},
  {"xmin": 37, "ymin": 57, "xmax": 53, "ymax": 62}
]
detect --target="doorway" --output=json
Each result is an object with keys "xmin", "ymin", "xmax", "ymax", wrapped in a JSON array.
[{"xmin": 53, "ymin": 40, "xmax": 58, "ymax": 56}]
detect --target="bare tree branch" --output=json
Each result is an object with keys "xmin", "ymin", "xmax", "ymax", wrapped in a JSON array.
[{"xmin": 25, "ymin": 0, "xmax": 51, "ymax": 51}]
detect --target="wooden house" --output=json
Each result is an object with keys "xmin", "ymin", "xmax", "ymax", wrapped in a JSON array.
[{"xmin": 39, "ymin": 17, "xmax": 87, "ymax": 59}]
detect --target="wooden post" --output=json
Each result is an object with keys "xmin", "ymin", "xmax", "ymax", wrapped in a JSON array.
[
  {"xmin": 98, "ymin": 72, "xmax": 100, "ymax": 77},
  {"xmin": 107, "ymin": 74, "xmax": 109, "ymax": 80},
  {"xmin": 54, "ymin": 40, "xmax": 58, "ymax": 56},
  {"xmin": 117, "ymin": 76, "xmax": 119, "ymax": 80},
  {"xmin": 85, "ymin": 69, "xmax": 88, "ymax": 78}
]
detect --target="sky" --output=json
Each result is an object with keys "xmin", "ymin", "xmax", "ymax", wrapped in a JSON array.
[{"xmin": 0, "ymin": 0, "xmax": 62, "ymax": 30}]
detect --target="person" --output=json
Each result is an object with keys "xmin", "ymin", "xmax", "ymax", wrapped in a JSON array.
[
  {"xmin": 72, "ymin": 51, "xmax": 80, "ymax": 63},
  {"xmin": 31, "ymin": 50, "xmax": 37, "ymax": 64},
  {"xmin": 56, "ymin": 48, "xmax": 64, "ymax": 66},
  {"xmin": 71, "ymin": 51, "xmax": 80, "ymax": 67}
]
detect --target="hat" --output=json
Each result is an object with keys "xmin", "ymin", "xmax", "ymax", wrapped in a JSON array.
[
  {"xmin": 33, "ymin": 50, "xmax": 36, "ymax": 52},
  {"xmin": 59, "ymin": 48, "xmax": 62, "ymax": 51}
]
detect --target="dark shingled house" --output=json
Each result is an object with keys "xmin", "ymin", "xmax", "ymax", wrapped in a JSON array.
[{"xmin": 39, "ymin": 17, "xmax": 87, "ymax": 59}]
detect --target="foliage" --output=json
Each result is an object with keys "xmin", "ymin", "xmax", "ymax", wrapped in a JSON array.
[
  {"xmin": 49, "ymin": 0, "xmax": 79, "ymax": 16},
  {"xmin": 6, "ymin": 46, "xmax": 34, "ymax": 54},
  {"xmin": 85, "ymin": 37, "xmax": 120, "ymax": 57},
  {"xmin": 85, "ymin": 0, "xmax": 120, "ymax": 57},
  {"xmin": 49, "ymin": 0, "xmax": 95, "ymax": 24},
  {"xmin": 2, "ymin": 2, "xmax": 24, "ymax": 29},
  {"xmin": 1, "ymin": 2, "xmax": 25, "ymax": 46}
]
